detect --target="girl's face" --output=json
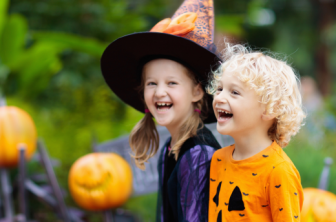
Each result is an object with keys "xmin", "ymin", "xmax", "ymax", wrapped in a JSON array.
[
  {"xmin": 212, "ymin": 71, "xmax": 267, "ymax": 138},
  {"xmin": 144, "ymin": 59, "xmax": 203, "ymax": 131}
]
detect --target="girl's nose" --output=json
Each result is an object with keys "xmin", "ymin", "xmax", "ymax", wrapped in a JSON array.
[{"xmin": 154, "ymin": 85, "xmax": 167, "ymax": 97}]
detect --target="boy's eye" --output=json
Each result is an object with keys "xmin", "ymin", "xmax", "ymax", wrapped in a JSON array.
[{"xmin": 232, "ymin": 90, "xmax": 239, "ymax": 95}]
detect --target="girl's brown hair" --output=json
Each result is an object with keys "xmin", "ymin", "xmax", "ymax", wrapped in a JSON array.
[{"xmin": 129, "ymin": 59, "xmax": 208, "ymax": 170}]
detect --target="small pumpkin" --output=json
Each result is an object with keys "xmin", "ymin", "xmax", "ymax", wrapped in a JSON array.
[
  {"xmin": 301, "ymin": 188, "xmax": 336, "ymax": 222},
  {"xmin": 69, "ymin": 153, "xmax": 133, "ymax": 211},
  {"xmin": 0, "ymin": 106, "xmax": 37, "ymax": 168}
]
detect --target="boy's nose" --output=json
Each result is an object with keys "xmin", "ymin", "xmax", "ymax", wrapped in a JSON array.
[{"xmin": 214, "ymin": 92, "xmax": 228, "ymax": 104}]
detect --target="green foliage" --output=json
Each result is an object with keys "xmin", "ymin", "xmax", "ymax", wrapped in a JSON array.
[
  {"xmin": 33, "ymin": 32, "xmax": 108, "ymax": 57},
  {"xmin": 0, "ymin": 11, "xmax": 60, "ymax": 92},
  {"xmin": 216, "ymin": 15, "xmax": 245, "ymax": 37},
  {"xmin": 285, "ymin": 133, "xmax": 336, "ymax": 192},
  {"xmin": 0, "ymin": 0, "xmax": 8, "ymax": 37},
  {"xmin": 0, "ymin": 14, "xmax": 27, "ymax": 65},
  {"xmin": 0, "ymin": 4, "xmax": 94, "ymax": 97},
  {"xmin": 124, "ymin": 193, "xmax": 158, "ymax": 222}
]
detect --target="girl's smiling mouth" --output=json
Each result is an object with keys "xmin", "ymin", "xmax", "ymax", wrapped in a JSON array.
[{"xmin": 155, "ymin": 102, "xmax": 173, "ymax": 111}]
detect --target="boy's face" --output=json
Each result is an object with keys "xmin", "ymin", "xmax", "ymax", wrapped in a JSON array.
[{"xmin": 213, "ymin": 71, "xmax": 267, "ymax": 138}]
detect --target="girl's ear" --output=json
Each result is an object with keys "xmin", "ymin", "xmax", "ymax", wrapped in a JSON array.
[{"xmin": 192, "ymin": 84, "xmax": 204, "ymax": 102}]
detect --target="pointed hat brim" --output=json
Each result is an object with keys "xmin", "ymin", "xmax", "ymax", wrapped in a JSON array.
[{"xmin": 101, "ymin": 32, "xmax": 221, "ymax": 123}]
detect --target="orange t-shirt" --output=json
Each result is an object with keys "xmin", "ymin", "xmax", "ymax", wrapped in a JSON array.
[{"xmin": 209, "ymin": 141, "xmax": 303, "ymax": 222}]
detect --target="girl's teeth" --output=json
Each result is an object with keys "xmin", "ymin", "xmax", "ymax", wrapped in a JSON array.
[{"xmin": 157, "ymin": 103, "xmax": 172, "ymax": 106}]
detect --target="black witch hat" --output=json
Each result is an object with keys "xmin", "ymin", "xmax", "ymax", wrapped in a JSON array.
[{"xmin": 101, "ymin": 0, "xmax": 221, "ymax": 123}]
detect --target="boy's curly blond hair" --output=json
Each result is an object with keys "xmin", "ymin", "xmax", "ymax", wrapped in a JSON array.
[{"xmin": 207, "ymin": 43, "xmax": 306, "ymax": 147}]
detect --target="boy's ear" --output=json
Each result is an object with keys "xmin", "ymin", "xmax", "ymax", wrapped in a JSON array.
[
  {"xmin": 192, "ymin": 84, "xmax": 204, "ymax": 102},
  {"xmin": 262, "ymin": 111, "xmax": 277, "ymax": 121}
]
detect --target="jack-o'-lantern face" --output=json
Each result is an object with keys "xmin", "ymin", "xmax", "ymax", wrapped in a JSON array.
[
  {"xmin": 68, "ymin": 153, "xmax": 133, "ymax": 211},
  {"xmin": 301, "ymin": 188, "xmax": 336, "ymax": 222},
  {"xmin": 312, "ymin": 190, "xmax": 336, "ymax": 221}
]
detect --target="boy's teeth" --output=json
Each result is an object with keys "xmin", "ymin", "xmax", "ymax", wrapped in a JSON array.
[{"xmin": 218, "ymin": 110, "xmax": 231, "ymax": 114}]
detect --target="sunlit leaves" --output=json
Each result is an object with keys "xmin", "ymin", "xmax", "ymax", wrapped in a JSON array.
[
  {"xmin": 0, "ymin": 14, "xmax": 27, "ymax": 66},
  {"xmin": 0, "ymin": 0, "xmax": 8, "ymax": 39}
]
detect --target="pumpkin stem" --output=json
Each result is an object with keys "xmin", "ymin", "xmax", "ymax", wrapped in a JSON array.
[{"xmin": 0, "ymin": 97, "xmax": 6, "ymax": 107}]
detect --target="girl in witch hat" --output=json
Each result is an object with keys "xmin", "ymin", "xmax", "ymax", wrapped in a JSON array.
[{"xmin": 101, "ymin": 0, "xmax": 221, "ymax": 221}]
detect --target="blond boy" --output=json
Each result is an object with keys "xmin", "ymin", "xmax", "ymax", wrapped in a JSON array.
[{"xmin": 208, "ymin": 44, "xmax": 305, "ymax": 221}]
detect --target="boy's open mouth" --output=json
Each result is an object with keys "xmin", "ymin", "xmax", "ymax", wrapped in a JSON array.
[
  {"xmin": 156, "ymin": 102, "xmax": 173, "ymax": 111},
  {"xmin": 218, "ymin": 109, "xmax": 233, "ymax": 120}
]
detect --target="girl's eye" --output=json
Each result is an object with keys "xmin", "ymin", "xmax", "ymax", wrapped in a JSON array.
[
  {"xmin": 147, "ymin": 82, "xmax": 156, "ymax": 86},
  {"xmin": 168, "ymin": 82, "xmax": 177, "ymax": 85},
  {"xmin": 216, "ymin": 87, "xmax": 223, "ymax": 92}
]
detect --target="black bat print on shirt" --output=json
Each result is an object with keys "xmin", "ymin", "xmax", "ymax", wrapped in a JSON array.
[{"xmin": 213, "ymin": 182, "xmax": 222, "ymax": 207}]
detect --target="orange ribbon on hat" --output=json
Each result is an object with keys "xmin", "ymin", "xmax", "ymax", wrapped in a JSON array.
[{"xmin": 150, "ymin": 12, "xmax": 197, "ymax": 37}]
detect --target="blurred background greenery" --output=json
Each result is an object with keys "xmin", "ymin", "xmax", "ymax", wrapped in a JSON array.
[{"xmin": 2, "ymin": 0, "xmax": 336, "ymax": 221}]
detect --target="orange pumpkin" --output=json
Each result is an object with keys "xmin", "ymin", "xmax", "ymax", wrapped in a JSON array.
[
  {"xmin": 68, "ymin": 153, "xmax": 133, "ymax": 211},
  {"xmin": 301, "ymin": 188, "xmax": 336, "ymax": 222},
  {"xmin": 0, "ymin": 106, "xmax": 37, "ymax": 168}
]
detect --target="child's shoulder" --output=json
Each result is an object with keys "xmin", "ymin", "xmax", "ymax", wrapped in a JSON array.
[
  {"xmin": 271, "ymin": 144, "xmax": 295, "ymax": 165},
  {"xmin": 212, "ymin": 144, "xmax": 235, "ymax": 158},
  {"xmin": 270, "ymin": 144, "xmax": 300, "ymax": 178}
]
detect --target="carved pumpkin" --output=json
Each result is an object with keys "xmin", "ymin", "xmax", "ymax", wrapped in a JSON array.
[
  {"xmin": 0, "ymin": 106, "xmax": 37, "ymax": 168},
  {"xmin": 69, "ymin": 153, "xmax": 133, "ymax": 211},
  {"xmin": 301, "ymin": 188, "xmax": 336, "ymax": 222}
]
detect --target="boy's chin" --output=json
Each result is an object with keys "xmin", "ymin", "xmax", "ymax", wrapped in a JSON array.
[{"xmin": 216, "ymin": 125, "xmax": 232, "ymax": 136}]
